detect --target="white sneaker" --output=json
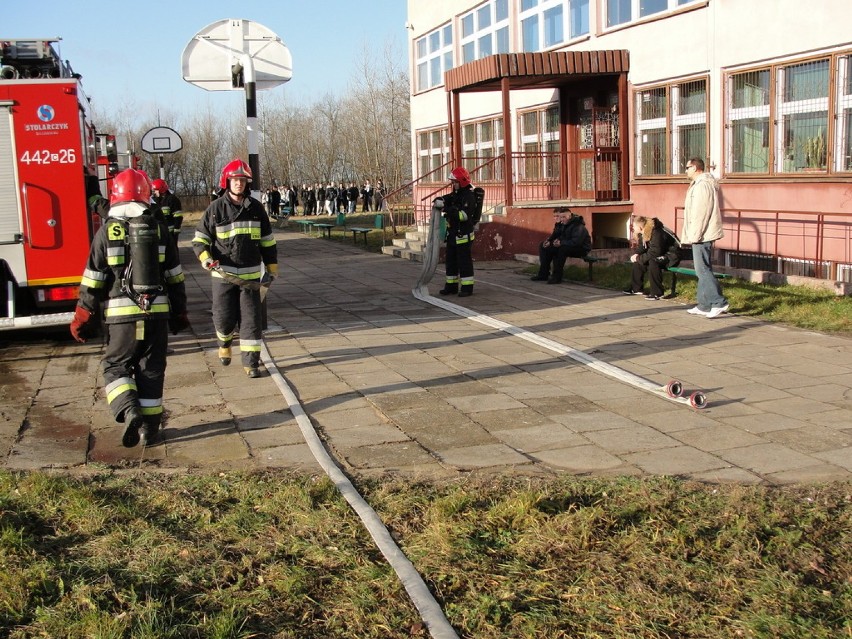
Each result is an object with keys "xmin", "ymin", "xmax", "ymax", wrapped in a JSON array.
[
  {"xmin": 706, "ymin": 304, "xmax": 730, "ymax": 319},
  {"xmin": 687, "ymin": 306, "xmax": 709, "ymax": 316}
]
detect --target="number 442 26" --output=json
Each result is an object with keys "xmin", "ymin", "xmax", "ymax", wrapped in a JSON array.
[{"xmin": 19, "ymin": 149, "xmax": 77, "ymax": 164}]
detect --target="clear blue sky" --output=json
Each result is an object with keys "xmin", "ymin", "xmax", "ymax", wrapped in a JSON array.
[{"xmin": 5, "ymin": 0, "xmax": 408, "ymax": 122}]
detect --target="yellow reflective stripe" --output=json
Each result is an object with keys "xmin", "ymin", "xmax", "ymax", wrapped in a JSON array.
[
  {"xmin": 216, "ymin": 330, "xmax": 235, "ymax": 342},
  {"xmin": 240, "ymin": 340, "xmax": 262, "ymax": 353},
  {"xmin": 193, "ymin": 231, "xmax": 211, "ymax": 245},
  {"xmin": 106, "ymin": 377, "xmax": 137, "ymax": 404},
  {"xmin": 80, "ymin": 276, "xmax": 105, "ymax": 289},
  {"xmin": 445, "ymin": 276, "xmax": 459, "ymax": 283}
]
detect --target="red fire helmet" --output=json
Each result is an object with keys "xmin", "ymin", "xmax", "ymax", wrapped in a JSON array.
[
  {"xmin": 152, "ymin": 178, "xmax": 168, "ymax": 192},
  {"xmin": 219, "ymin": 159, "xmax": 253, "ymax": 189},
  {"xmin": 449, "ymin": 166, "xmax": 471, "ymax": 188},
  {"xmin": 110, "ymin": 169, "xmax": 151, "ymax": 206}
]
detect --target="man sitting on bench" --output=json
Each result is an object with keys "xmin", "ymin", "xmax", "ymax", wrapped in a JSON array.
[{"xmin": 530, "ymin": 207, "xmax": 592, "ymax": 284}]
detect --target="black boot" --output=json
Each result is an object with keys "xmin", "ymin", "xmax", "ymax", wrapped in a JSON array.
[
  {"xmin": 122, "ymin": 407, "xmax": 143, "ymax": 448},
  {"xmin": 439, "ymin": 283, "xmax": 458, "ymax": 295},
  {"xmin": 458, "ymin": 285, "xmax": 473, "ymax": 297},
  {"xmin": 139, "ymin": 419, "xmax": 161, "ymax": 446}
]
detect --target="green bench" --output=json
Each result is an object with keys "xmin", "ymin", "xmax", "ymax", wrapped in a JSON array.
[
  {"xmin": 296, "ymin": 219, "xmax": 314, "ymax": 234},
  {"xmin": 583, "ymin": 255, "xmax": 608, "ymax": 282},
  {"xmin": 348, "ymin": 214, "xmax": 385, "ymax": 245},
  {"xmin": 666, "ymin": 266, "xmax": 732, "ymax": 297},
  {"xmin": 312, "ymin": 223, "xmax": 334, "ymax": 238}
]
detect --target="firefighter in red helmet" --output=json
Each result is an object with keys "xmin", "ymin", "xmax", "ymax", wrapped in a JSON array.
[
  {"xmin": 151, "ymin": 178, "xmax": 184, "ymax": 244},
  {"xmin": 436, "ymin": 166, "xmax": 478, "ymax": 297},
  {"xmin": 70, "ymin": 169, "xmax": 190, "ymax": 448},
  {"xmin": 192, "ymin": 159, "xmax": 278, "ymax": 378}
]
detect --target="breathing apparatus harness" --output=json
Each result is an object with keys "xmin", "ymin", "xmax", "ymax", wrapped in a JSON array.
[{"xmin": 119, "ymin": 213, "xmax": 163, "ymax": 312}]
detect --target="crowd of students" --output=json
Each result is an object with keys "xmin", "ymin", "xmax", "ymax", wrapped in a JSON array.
[{"xmin": 262, "ymin": 179, "xmax": 387, "ymax": 217}]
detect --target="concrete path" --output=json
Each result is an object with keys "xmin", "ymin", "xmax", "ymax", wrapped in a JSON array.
[{"xmin": 2, "ymin": 229, "xmax": 850, "ymax": 484}]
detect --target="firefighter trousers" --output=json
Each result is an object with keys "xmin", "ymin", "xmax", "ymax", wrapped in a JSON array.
[
  {"xmin": 445, "ymin": 234, "xmax": 474, "ymax": 290},
  {"xmin": 212, "ymin": 278, "xmax": 262, "ymax": 368},
  {"xmin": 103, "ymin": 319, "xmax": 168, "ymax": 428}
]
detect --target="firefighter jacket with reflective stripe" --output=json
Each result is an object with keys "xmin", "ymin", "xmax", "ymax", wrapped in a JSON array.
[
  {"xmin": 442, "ymin": 184, "xmax": 478, "ymax": 243},
  {"xmin": 153, "ymin": 191, "xmax": 183, "ymax": 236},
  {"xmin": 78, "ymin": 213, "xmax": 187, "ymax": 324},
  {"xmin": 192, "ymin": 194, "xmax": 278, "ymax": 282}
]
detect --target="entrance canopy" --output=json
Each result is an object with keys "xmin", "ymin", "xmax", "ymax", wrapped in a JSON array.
[{"xmin": 445, "ymin": 50, "xmax": 629, "ymax": 93}]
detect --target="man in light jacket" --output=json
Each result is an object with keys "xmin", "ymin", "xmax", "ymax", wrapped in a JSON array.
[{"xmin": 682, "ymin": 157, "xmax": 729, "ymax": 318}]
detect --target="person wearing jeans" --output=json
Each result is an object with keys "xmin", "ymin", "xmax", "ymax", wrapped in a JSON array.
[{"xmin": 682, "ymin": 157, "xmax": 729, "ymax": 319}]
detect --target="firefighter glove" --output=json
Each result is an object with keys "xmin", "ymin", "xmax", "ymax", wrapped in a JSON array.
[
  {"xmin": 433, "ymin": 197, "xmax": 445, "ymax": 210},
  {"xmin": 70, "ymin": 306, "xmax": 94, "ymax": 343},
  {"xmin": 169, "ymin": 311, "xmax": 191, "ymax": 335},
  {"xmin": 201, "ymin": 257, "xmax": 217, "ymax": 271}
]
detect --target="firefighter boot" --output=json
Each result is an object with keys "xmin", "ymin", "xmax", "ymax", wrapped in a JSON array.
[
  {"xmin": 244, "ymin": 366, "xmax": 261, "ymax": 378},
  {"xmin": 458, "ymin": 284, "xmax": 474, "ymax": 297},
  {"xmin": 439, "ymin": 283, "xmax": 458, "ymax": 295},
  {"xmin": 139, "ymin": 418, "xmax": 161, "ymax": 447},
  {"xmin": 122, "ymin": 407, "xmax": 143, "ymax": 448},
  {"xmin": 218, "ymin": 345, "xmax": 232, "ymax": 366}
]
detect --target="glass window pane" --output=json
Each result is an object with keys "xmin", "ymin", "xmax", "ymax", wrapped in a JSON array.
[
  {"xmin": 640, "ymin": 0, "xmax": 667, "ymax": 17},
  {"xmin": 462, "ymin": 14, "xmax": 474, "ymax": 38},
  {"xmin": 544, "ymin": 5, "xmax": 564, "ymax": 47},
  {"xmin": 639, "ymin": 128, "xmax": 667, "ymax": 175},
  {"xmin": 443, "ymin": 25, "xmax": 453, "ymax": 45},
  {"xmin": 431, "ymin": 131, "xmax": 442, "ymax": 148},
  {"xmin": 495, "ymin": 27, "xmax": 509, "ymax": 53},
  {"xmin": 678, "ymin": 80, "xmax": 706, "ymax": 115},
  {"xmin": 522, "ymin": 112, "xmax": 539, "ymax": 136},
  {"xmin": 845, "ymin": 56, "xmax": 852, "ymax": 95},
  {"xmin": 477, "ymin": 5, "xmax": 491, "ymax": 29},
  {"xmin": 463, "ymin": 124, "xmax": 476, "ymax": 145},
  {"xmin": 677, "ymin": 124, "xmax": 705, "ymax": 171},
  {"xmin": 545, "ymin": 107, "xmax": 559, "ymax": 133},
  {"xmin": 479, "ymin": 34, "xmax": 492, "ymax": 58},
  {"xmin": 732, "ymin": 70, "xmax": 770, "ymax": 108},
  {"xmin": 782, "ymin": 112, "xmax": 827, "ymax": 171},
  {"xmin": 463, "ymin": 42, "xmax": 475, "ymax": 64},
  {"xmin": 639, "ymin": 88, "xmax": 667, "ymax": 120},
  {"xmin": 420, "ymin": 156, "xmax": 431, "ymax": 177},
  {"xmin": 607, "ymin": 0, "xmax": 631, "ymax": 26},
  {"xmin": 444, "ymin": 51, "xmax": 453, "ymax": 73},
  {"xmin": 417, "ymin": 62, "xmax": 428, "ymax": 91},
  {"xmin": 430, "ymin": 57, "xmax": 441, "ymax": 86},
  {"xmin": 521, "ymin": 0, "xmax": 538, "ymax": 10},
  {"xmin": 496, "ymin": 0, "xmax": 509, "ymax": 21},
  {"xmin": 429, "ymin": 31, "xmax": 440, "ymax": 53},
  {"xmin": 416, "ymin": 38, "xmax": 427, "ymax": 58},
  {"xmin": 481, "ymin": 120, "xmax": 493, "ymax": 142},
  {"xmin": 419, "ymin": 132, "xmax": 428, "ymax": 150},
  {"xmin": 843, "ymin": 108, "xmax": 852, "ymax": 171},
  {"xmin": 731, "ymin": 118, "xmax": 769, "ymax": 173},
  {"xmin": 522, "ymin": 15, "xmax": 539, "ymax": 52},
  {"xmin": 570, "ymin": 0, "xmax": 590, "ymax": 37},
  {"xmin": 783, "ymin": 59, "xmax": 829, "ymax": 102}
]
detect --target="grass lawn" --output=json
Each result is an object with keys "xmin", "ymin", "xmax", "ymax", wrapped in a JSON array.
[{"xmin": 1, "ymin": 471, "xmax": 849, "ymax": 638}]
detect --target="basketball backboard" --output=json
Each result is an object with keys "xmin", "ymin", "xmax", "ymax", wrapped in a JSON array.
[{"xmin": 181, "ymin": 19, "xmax": 292, "ymax": 91}]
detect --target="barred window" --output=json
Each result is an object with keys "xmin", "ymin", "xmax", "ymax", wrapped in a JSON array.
[
  {"xmin": 461, "ymin": 117, "xmax": 504, "ymax": 181},
  {"xmin": 634, "ymin": 78, "xmax": 707, "ymax": 176},
  {"xmin": 518, "ymin": 106, "xmax": 560, "ymax": 180},
  {"xmin": 726, "ymin": 55, "xmax": 848, "ymax": 175}
]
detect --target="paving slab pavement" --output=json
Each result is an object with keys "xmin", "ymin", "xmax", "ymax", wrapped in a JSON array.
[{"xmin": 1, "ymin": 228, "xmax": 850, "ymax": 484}]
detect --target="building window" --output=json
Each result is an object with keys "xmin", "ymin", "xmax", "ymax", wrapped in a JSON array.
[
  {"xmin": 634, "ymin": 78, "xmax": 707, "ymax": 176},
  {"xmin": 462, "ymin": 117, "xmax": 505, "ymax": 181},
  {"xmin": 518, "ymin": 106, "xmax": 560, "ymax": 180},
  {"xmin": 415, "ymin": 23, "xmax": 453, "ymax": 92},
  {"xmin": 460, "ymin": 0, "xmax": 511, "ymax": 64},
  {"xmin": 726, "ymin": 53, "xmax": 848, "ymax": 175},
  {"xmin": 417, "ymin": 128, "xmax": 450, "ymax": 181},
  {"xmin": 520, "ymin": 0, "xmax": 589, "ymax": 52},
  {"xmin": 606, "ymin": 0, "xmax": 700, "ymax": 28}
]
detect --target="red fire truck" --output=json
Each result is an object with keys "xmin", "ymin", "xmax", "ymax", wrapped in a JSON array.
[{"xmin": 0, "ymin": 38, "xmax": 106, "ymax": 330}]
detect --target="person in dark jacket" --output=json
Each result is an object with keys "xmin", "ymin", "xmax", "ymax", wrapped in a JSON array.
[
  {"xmin": 438, "ymin": 167, "xmax": 479, "ymax": 297},
  {"xmin": 623, "ymin": 216, "xmax": 680, "ymax": 300},
  {"xmin": 193, "ymin": 159, "xmax": 278, "ymax": 378},
  {"xmin": 531, "ymin": 207, "xmax": 592, "ymax": 284},
  {"xmin": 70, "ymin": 169, "xmax": 189, "ymax": 448},
  {"xmin": 151, "ymin": 178, "xmax": 183, "ymax": 243}
]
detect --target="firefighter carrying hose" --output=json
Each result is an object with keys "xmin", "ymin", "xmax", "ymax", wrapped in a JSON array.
[
  {"xmin": 70, "ymin": 169, "xmax": 190, "ymax": 448},
  {"xmin": 436, "ymin": 167, "xmax": 479, "ymax": 297},
  {"xmin": 192, "ymin": 159, "xmax": 278, "ymax": 378},
  {"xmin": 151, "ymin": 178, "xmax": 183, "ymax": 244}
]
